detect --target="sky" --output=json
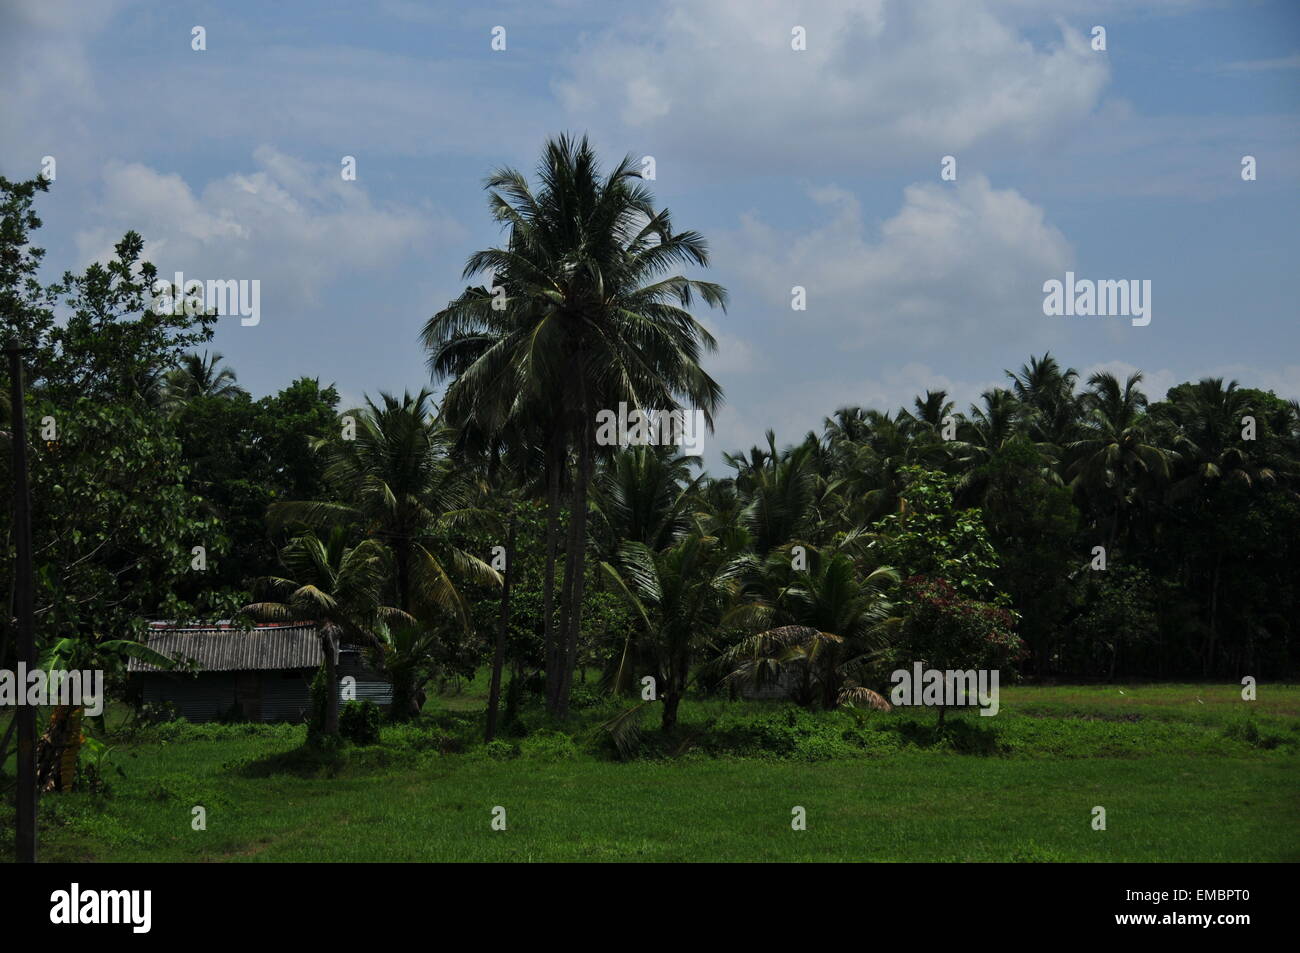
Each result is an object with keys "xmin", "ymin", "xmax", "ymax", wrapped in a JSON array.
[{"xmin": 2, "ymin": 0, "xmax": 1298, "ymax": 470}]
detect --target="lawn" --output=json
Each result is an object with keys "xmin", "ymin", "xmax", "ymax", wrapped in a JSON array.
[{"xmin": 3, "ymin": 683, "xmax": 1298, "ymax": 862}]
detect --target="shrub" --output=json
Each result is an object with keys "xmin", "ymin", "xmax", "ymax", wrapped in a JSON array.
[
  {"xmin": 340, "ymin": 700, "xmax": 381, "ymax": 745},
  {"xmin": 518, "ymin": 729, "xmax": 580, "ymax": 761},
  {"xmin": 485, "ymin": 739, "xmax": 519, "ymax": 761}
]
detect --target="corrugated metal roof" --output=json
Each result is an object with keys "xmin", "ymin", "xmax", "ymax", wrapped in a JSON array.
[{"xmin": 127, "ymin": 624, "xmax": 322, "ymax": 673}]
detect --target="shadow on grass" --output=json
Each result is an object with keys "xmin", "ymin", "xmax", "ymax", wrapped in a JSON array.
[
  {"xmin": 894, "ymin": 717, "xmax": 1005, "ymax": 755},
  {"xmin": 233, "ymin": 743, "xmax": 350, "ymax": 779}
]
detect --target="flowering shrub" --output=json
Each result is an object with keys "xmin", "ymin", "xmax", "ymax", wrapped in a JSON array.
[{"xmin": 896, "ymin": 575, "xmax": 1026, "ymax": 673}]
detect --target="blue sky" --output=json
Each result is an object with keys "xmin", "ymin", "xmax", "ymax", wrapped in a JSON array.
[{"xmin": 3, "ymin": 0, "xmax": 1297, "ymax": 468}]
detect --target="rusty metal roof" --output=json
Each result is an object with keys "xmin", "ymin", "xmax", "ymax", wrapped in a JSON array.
[{"xmin": 127, "ymin": 624, "xmax": 322, "ymax": 673}]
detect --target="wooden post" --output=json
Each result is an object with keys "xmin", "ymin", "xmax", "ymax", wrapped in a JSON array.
[{"xmin": 5, "ymin": 339, "xmax": 37, "ymax": 862}]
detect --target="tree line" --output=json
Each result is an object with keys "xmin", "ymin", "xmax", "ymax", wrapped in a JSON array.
[{"xmin": 2, "ymin": 137, "xmax": 1297, "ymax": 759}]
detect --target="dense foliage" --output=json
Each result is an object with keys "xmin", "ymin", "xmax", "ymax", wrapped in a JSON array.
[{"xmin": 3, "ymin": 130, "xmax": 1298, "ymax": 784}]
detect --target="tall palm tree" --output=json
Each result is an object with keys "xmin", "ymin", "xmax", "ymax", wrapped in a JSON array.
[
  {"xmin": 423, "ymin": 133, "xmax": 727, "ymax": 718},
  {"xmin": 455, "ymin": 413, "xmax": 543, "ymax": 743},
  {"xmin": 1159, "ymin": 378, "xmax": 1279, "ymax": 498},
  {"xmin": 900, "ymin": 389, "xmax": 955, "ymax": 437},
  {"xmin": 1152, "ymin": 378, "xmax": 1288, "ymax": 674},
  {"xmin": 1006, "ymin": 352, "xmax": 1079, "ymax": 454},
  {"xmin": 246, "ymin": 528, "xmax": 404, "ymax": 737}
]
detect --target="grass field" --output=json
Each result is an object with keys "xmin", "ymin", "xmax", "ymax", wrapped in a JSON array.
[{"xmin": 3, "ymin": 682, "xmax": 1298, "ymax": 862}]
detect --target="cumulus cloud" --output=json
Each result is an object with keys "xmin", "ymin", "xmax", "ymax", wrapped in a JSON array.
[
  {"xmin": 556, "ymin": 0, "xmax": 1109, "ymax": 172},
  {"xmin": 714, "ymin": 173, "xmax": 1072, "ymax": 350},
  {"xmin": 74, "ymin": 147, "xmax": 456, "ymax": 309}
]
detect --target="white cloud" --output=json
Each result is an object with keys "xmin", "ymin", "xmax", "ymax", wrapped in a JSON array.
[
  {"xmin": 1079, "ymin": 360, "xmax": 1180, "ymax": 404},
  {"xmin": 557, "ymin": 0, "xmax": 1109, "ymax": 172},
  {"xmin": 0, "ymin": 0, "xmax": 131, "ymax": 167},
  {"xmin": 74, "ymin": 147, "xmax": 459, "ymax": 309},
  {"xmin": 715, "ymin": 174, "xmax": 1072, "ymax": 350}
]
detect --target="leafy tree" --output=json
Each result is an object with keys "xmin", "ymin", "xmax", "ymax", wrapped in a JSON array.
[
  {"xmin": 892, "ymin": 576, "xmax": 1024, "ymax": 726},
  {"xmin": 869, "ymin": 467, "xmax": 1006, "ymax": 605}
]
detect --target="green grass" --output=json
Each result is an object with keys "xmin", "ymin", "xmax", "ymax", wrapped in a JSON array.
[{"xmin": 3, "ymin": 683, "xmax": 1298, "ymax": 862}]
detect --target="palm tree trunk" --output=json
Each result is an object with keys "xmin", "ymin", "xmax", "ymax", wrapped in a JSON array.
[
  {"xmin": 557, "ymin": 412, "xmax": 593, "ymax": 719},
  {"xmin": 552, "ymin": 483, "xmax": 581, "ymax": 715},
  {"xmin": 486, "ymin": 504, "xmax": 516, "ymax": 743},
  {"xmin": 1205, "ymin": 552, "xmax": 1222, "ymax": 676},
  {"xmin": 542, "ymin": 436, "xmax": 563, "ymax": 713},
  {"xmin": 662, "ymin": 692, "xmax": 682, "ymax": 732}
]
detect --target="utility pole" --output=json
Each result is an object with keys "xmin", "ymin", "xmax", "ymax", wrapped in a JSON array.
[{"xmin": 5, "ymin": 338, "xmax": 37, "ymax": 862}]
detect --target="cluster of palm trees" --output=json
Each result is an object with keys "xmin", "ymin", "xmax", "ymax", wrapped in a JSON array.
[
  {"xmin": 412, "ymin": 136, "xmax": 1297, "ymax": 730},
  {"xmin": 240, "ymin": 391, "xmax": 500, "ymax": 734},
  {"xmin": 164, "ymin": 136, "xmax": 1297, "ymax": 738},
  {"xmin": 817, "ymin": 359, "xmax": 1293, "ymax": 537}
]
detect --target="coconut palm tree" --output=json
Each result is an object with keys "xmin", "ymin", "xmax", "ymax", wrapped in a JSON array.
[
  {"xmin": 422, "ymin": 133, "xmax": 727, "ymax": 717},
  {"xmin": 1159, "ymin": 378, "xmax": 1280, "ymax": 498},
  {"xmin": 721, "ymin": 542, "xmax": 898, "ymax": 711},
  {"xmin": 592, "ymin": 445, "xmax": 701, "ymax": 560},
  {"xmin": 161, "ymin": 350, "xmax": 245, "ymax": 411},
  {"xmin": 1006, "ymin": 352, "xmax": 1080, "ymax": 454},
  {"xmin": 900, "ymin": 389, "xmax": 955, "ymax": 437},
  {"xmin": 601, "ymin": 530, "xmax": 739, "ymax": 731},
  {"xmin": 1067, "ymin": 371, "xmax": 1169, "ymax": 554},
  {"xmin": 246, "ymin": 528, "xmax": 404, "ymax": 738},
  {"xmin": 728, "ymin": 432, "xmax": 821, "ymax": 557},
  {"xmin": 268, "ymin": 390, "xmax": 500, "ymax": 719}
]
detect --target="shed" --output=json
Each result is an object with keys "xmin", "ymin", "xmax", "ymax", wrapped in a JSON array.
[{"xmin": 128, "ymin": 622, "xmax": 392, "ymax": 723}]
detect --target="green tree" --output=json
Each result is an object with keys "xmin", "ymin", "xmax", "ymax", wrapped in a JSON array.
[
  {"xmin": 602, "ymin": 531, "xmax": 737, "ymax": 731},
  {"xmin": 722, "ymin": 542, "xmax": 898, "ymax": 711},
  {"xmin": 268, "ymin": 391, "xmax": 499, "ymax": 718},
  {"xmin": 247, "ymin": 529, "xmax": 404, "ymax": 738},
  {"xmin": 424, "ymin": 134, "xmax": 726, "ymax": 718},
  {"xmin": 162, "ymin": 350, "xmax": 246, "ymax": 411}
]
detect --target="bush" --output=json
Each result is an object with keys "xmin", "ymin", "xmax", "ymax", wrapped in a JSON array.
[
  {"xmin": 1223, "ymin": 716, "xmax": 1284, "ymax": 750},
  {"xmin": 485, "ymin": 739, "xmax": 519, "ymax": 761},
  {"xmin": 134, "ymin": 701, "xmax": 179, "ymax": 727},
  {"xmin": 518, "ymin": 729, "xmax": 580, "ymax": 761},
  {"xmin": 340, "ymin": 700, "xmax": 381, "ymax": 745},
  {"xmin": 567, "ymin": 685, "xmax": 603, "ymax": 711}
]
